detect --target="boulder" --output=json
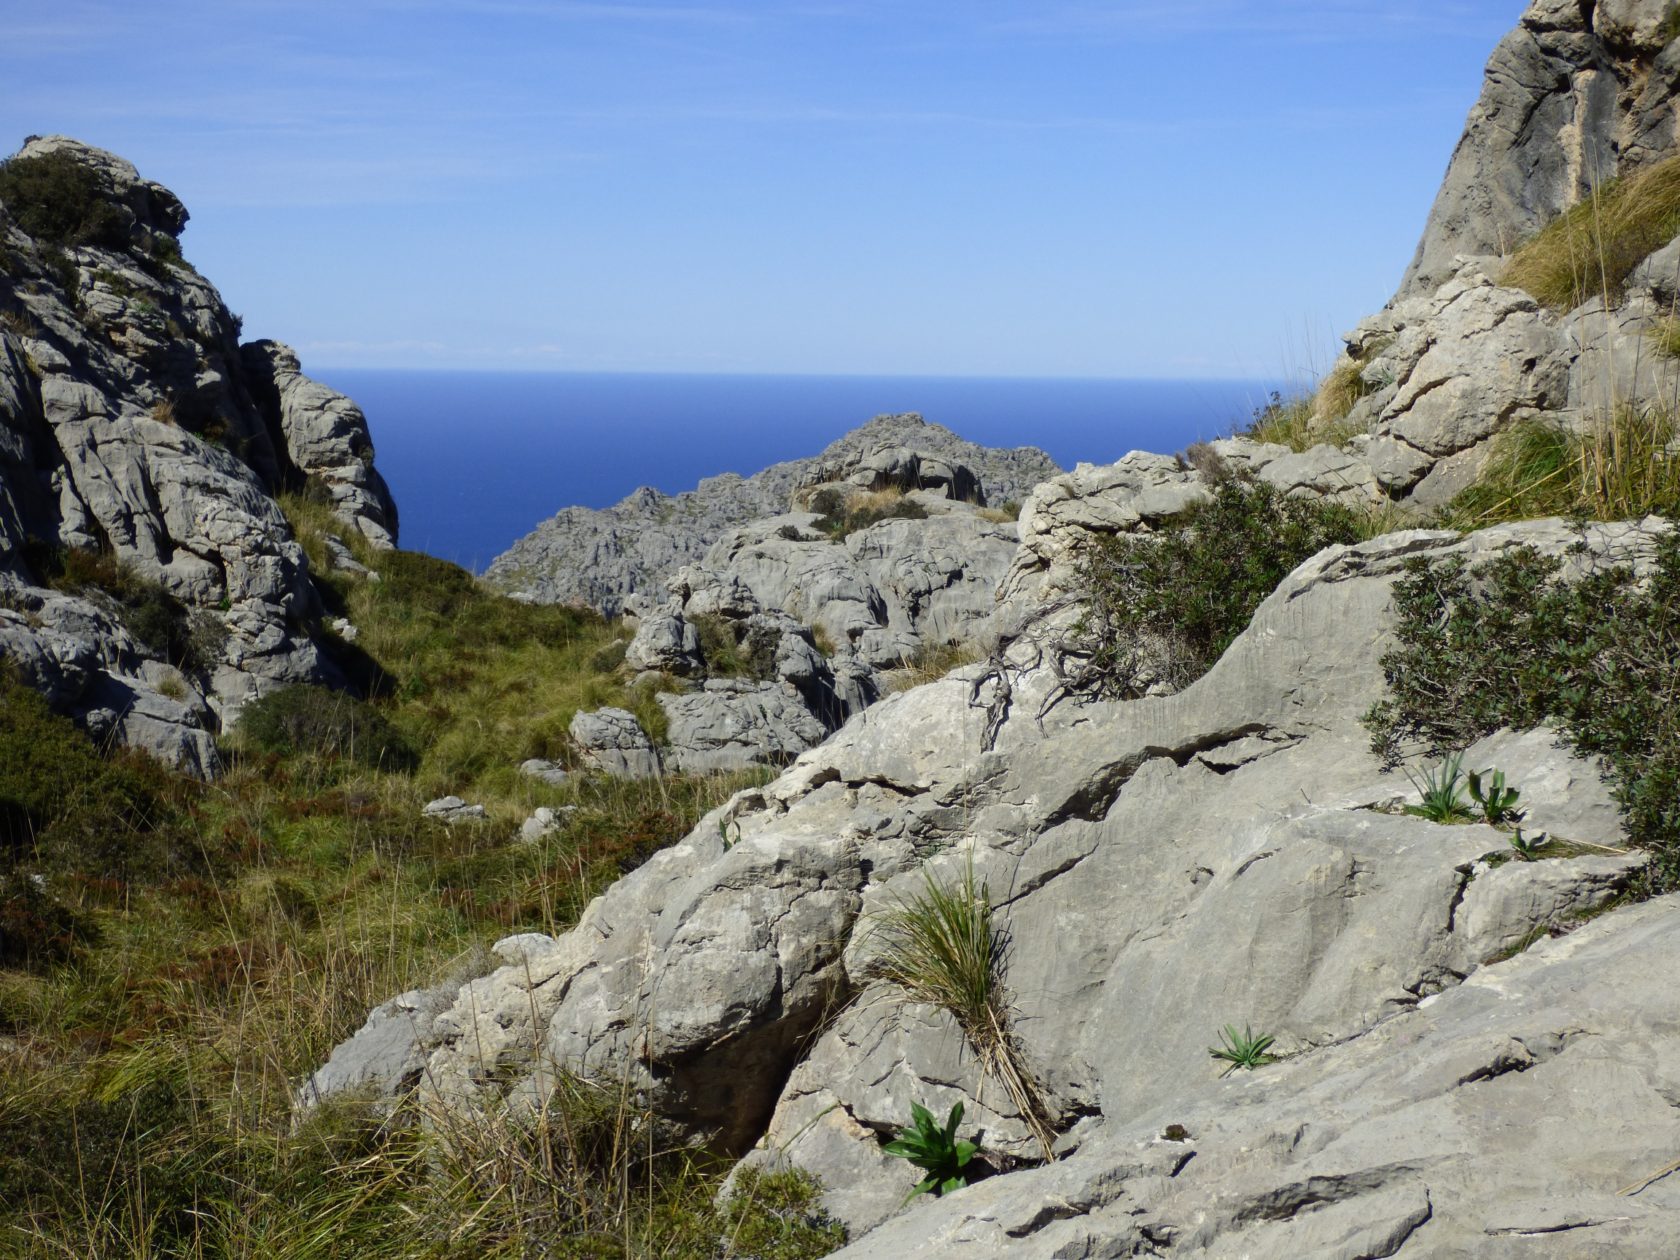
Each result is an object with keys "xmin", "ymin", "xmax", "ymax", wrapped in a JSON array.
[
  {"xmin": 659, "ymin": 679, "xmax": 829, "ymax": 773},
  {"xmin": 422, "ymin": 796, "xmax": 488, "ymax": 824},
  {"xmin": 568, "ymin": 706, "xmax": 661, "ymax": 778}
]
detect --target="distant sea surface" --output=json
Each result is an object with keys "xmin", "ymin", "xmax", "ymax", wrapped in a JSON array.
[{"xmin": 315, "ymin": 371, "xmax": 1287, "ymax": 573}]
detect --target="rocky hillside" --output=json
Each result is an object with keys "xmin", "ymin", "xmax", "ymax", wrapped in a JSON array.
[
  {"xmin": 309, "ymin": 2, "xmax": 1680, "ymax": 1256},
  {"xmin": 0, "ymin": 136, "xmax": 396, "ymax": 774},
  {"xmin": 486, "ymin": 412, "xmax": 1060, "ymax": 614}
]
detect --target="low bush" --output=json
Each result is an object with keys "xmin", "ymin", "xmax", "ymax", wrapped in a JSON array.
[
  {"xmin": 1074, "ymin": 472, "xmax": 1362, "ymax": 698},
  {"xmin": 0, "ymin": 150, "xmax": 129, "ymax": 250},
  {"xmin": 1503, "ymin": 152, "xmax": 1680, "ymax": 309},
  {"xmin": 868, "ymin": 860, "xmax": 1056, "ymax": 1159},
  {"xmin": 692, "ymin": 611, "xmax": 781, "ymax": 681},
  {"xmin": 235, "ymin": 684, "xmax": 419, "ymax": 773},
  {"xmin": 1364, "ymin": 534, "xmax": 1680, "ymax": 887}
]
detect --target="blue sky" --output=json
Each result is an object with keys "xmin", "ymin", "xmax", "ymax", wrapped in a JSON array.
[{"xmin": 2, "ymin": 1, "xmax": 1515, "ymax": 377}]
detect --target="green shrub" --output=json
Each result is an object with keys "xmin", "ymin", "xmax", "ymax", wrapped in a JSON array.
[
  {"xmin": 1404, "ymin": 752, "xmax": 1474, "ymax": 823},
  {"xmin": 1208, "ymin": 1025, "xmax": 1277, "ymax": 1076},
  {"xmin": 0, "ymin": 670, "xmax": 197, "ymax": 896},
  {"xmin": 1364, "ymin": 535, "xmax": 1680, "ymax": 887},
  {"xmin": 235, "ymin": 684, "xmax": 419, "ymax": 773},
  {"xmin": 692, "ymin": 612, "xmax": 780, "ymax": 681},
  {"xmin": 0, "ymin": 150, "xmax": 129, "ymax": 250},
  {"xmin": 1074, "ymin": 472, "xmax": 1362, "ymax": 698}
]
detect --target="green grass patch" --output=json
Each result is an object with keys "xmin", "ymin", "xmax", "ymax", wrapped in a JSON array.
[
  {"xmin": 1435, "ymin": 408, "xmax": 1680, "ymax": 530},
  {"xmin": 1503, "ymin": 152, "xmax": 1680, "ymax": 310}
]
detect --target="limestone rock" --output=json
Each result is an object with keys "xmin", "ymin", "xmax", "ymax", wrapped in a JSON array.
[
  {"xmin": 242, "ymin": 340, "xmax": 399, "ymax": 548},
  {"xmin": 623, "ymin": 606, "xmax": 703, "ymax": 675},
  {"xmin": 315, "ymin": 517, "xmax": 1670, "ymax": 1260},
  {"xmin": 422, "ymin": 796, "xmax": 488, "ymax": 823},
  {"xmin": 568, "ymin": 706, "xmax": 661, "ymax": 778},
  {"xmin": 485, "ymin": 414, "xmax": 1059, "ymax": 613},
  {"xmin": 1400, "ymin": 0, "xmax": 1680, "ymax": 299},
  {"xmin": 0, "ymin": 136, "xmax": 395, "ymax": 769},
  {"xmin": 517, "ymin": 757, "xmax": 570, "ymax": 787},
  {"xmin": 519, "ymin": 805, "xmax": 576, "ymax": 844},
  {"xmin": 659, "ymin": 679, "xmax": 829, "ymax": 774}
]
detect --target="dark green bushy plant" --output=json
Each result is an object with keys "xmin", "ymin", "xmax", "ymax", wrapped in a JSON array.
[
  {"xmin": 0, "ymin": 150, "xmax": 130, "ymax": 249},
  {"xmin": 1075, "ymin": 472, "xmax": 1362, "ymax": 697},
  {"xmin": 1365, "ymin": 534, "xmax": 1680, "ymax": 887},
  {"xmin": 235, "ymin": 683, "xmax": 419, "ymax": 772}
]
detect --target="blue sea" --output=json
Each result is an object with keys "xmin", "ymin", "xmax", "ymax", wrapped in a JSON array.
[{"xmin": 314, "ymin": 371, "xmax": 1287, "ymax": 572}]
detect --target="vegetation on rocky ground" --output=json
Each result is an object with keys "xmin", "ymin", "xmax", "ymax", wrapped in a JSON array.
[
  {"xmin": 1364, "ymin": 530, "xmax": 1680, "ymax": 891},
  {"xmin": 1072, "ymin": 471, "xmax": 1363, "ymax": 699},
  {"xmin": 0, "ymin": 507, "xmax": 839, "ymax": 1257},
  {"xmin": 1503, "ymin": 152, "xmax": 1680, "ymax": 310},
  {"xmin": 1434, "ymin": 407, "xmax": 1680, "ymax": 530},
  {"xmin": 807, "ymin": 486, "xmax": 929, "ymax": 539},
  {"xmin": 0, "ymin": 150, "xmax": 129, "ymax": 250}
]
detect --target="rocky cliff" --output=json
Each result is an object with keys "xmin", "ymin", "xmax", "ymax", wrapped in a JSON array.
[{"xmin": 0, "ymin": 136, "xmax": 396, "ymax": 774}]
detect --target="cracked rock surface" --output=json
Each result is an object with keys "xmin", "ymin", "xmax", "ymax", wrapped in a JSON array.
[
  {"xmin": 1, "ymin": 136, "xmax": 394, "ymax": 768},
  {"xmin": 311, "ymin": 514, "xmax": 1672, "ymax": 1255}
]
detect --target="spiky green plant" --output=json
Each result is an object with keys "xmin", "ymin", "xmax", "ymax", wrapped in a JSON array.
[
  {"xmin": 1208, "ymin": 1025, "xmax": 1278, "ymax": 1076},
  {"xmin": 1404, "ymin": 752, "xmax": 1474, "ymax": 823},
  {"xmin": 1508, "ymin": 828, "xmax": 1551, "ymax": 862},
  {"xmin": 881, "ymin": 1101, "xmax": 978, "ymax": 1200},
  {"xmin": 867, "ymin": 860, "xmax": 1056, "ymax": 1159},
  {"xmin": 1468, "ymin": 768, "xmax": 1523, "ymax": 826}
]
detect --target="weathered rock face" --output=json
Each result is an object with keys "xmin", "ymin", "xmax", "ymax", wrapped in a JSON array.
[
  {"xmin": 241, "ymin": 340, "xmax": 398, "ymax": 548},
  {"xmin": 485, "ymin": 414, "xmax": 1059, "ymax": 614},
  {"xmin": 0, "ymin": 136, "xmax": 393, "ymax": 770},
  {"xmin": 311, "ymin": 505, "xmax": 1671, "ymax": 1254},
  {"xmin": 1401, "ymin": 0, "xmax": 1680, "ymax": 300}
]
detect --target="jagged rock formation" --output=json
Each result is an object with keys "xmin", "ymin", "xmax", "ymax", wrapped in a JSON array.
[
  {"xmin": 567, "ymin": 451, "xmax": 1036, "ymax": 776},
  {"xmin": 0, "ymin": 136, "xmax": 395, "ymax": 771},
  {"xmin": 1401, "ymin": 0, "xmax": 1680, "ymax": 300},
  {"xmin": 485, "ymin": 413, "xmax": 1059, "ymax": 614},
  {"xmin": 309, "ymin": 509, "xmax": 1672, "ymax": 1255}
]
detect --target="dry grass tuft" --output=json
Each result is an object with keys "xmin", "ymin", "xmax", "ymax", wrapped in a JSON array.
[
  {"xmin": 1503, "ymin": 153, "xmax": 1680, "ymax": 310},
  {"xmin": 867, "ymin": 859, "xmax": 1057, "ymax": 1160},
  {"xmin": 1436, "ymin": 406, "xmax": 1680, "ymax": 529}
]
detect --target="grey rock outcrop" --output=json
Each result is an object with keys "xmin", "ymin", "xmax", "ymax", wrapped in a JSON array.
[
  {"xmin": 1401, "ymin": 0, "xmax": 1680, "ymax": 300},
  {"xmin": 658, "ymin": 679, "xmax": 829, "ymax": 774},
  {"xmin": 486, "ymin": 414, "xmax": 1059, "ymax": 614},
  {"xmin": 242, "ymin": 340, "xmax": 398, "ymax": 548},
  {"xmin": 422, "ymin": 796, "xmax": 488, "ymax": 824},
  {"xmin": 0, "ymin": 136, "xmax": 395, "ymax": 770},
  {"xmin": 312, "ymin": 511, "xmax": 1668, "ymax": 1255},
  {"xmin": 568, "ymin": 706, "xmax": 661, "ymax": 778}
]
